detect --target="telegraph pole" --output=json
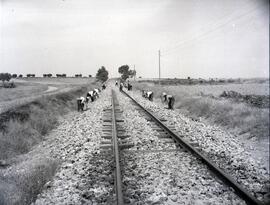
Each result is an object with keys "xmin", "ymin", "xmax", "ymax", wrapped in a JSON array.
[
  {"xmin": 158, "ymin": 50, "xmax": 161, "ymax": 86},
  {"xmin": 133, "ymin": 64, "xmax": 136, "ymax": 81}
]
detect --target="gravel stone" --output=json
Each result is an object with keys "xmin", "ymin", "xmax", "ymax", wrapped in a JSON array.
[
  {"xmin": 33, "ymin": 87, "xmax": 114, "ymax": 205},
  {"xmin": 115, "ymin": 88, "xmax": 246, "ymax": 205},
  {"xmin": 124, "ymin": 89, "xmax": 269, "ymax": 203}
]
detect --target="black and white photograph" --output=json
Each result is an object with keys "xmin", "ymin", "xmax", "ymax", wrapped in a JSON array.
[{"xmin": 0, "ymin": 0, "xmax": 269, "ymax": 204}]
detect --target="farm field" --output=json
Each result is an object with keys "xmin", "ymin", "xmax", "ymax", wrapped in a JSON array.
[
  {"xmin": 0, "ymin": 77, "xmax": 95, "ymax": 114},
  {"xmin": 17, "ymin": 77, "xmax": 94, "ymax": 85},
  {"xmin": 131, "ymin": 79, "xmax": 269, "ymax": 132},
  {"xmin": 167, "ymin": 83, "xmax": 269, "ymax": 96},
  {"xmin": 132, "ymin": 79, "xmax": 269, "ymax": 96}
]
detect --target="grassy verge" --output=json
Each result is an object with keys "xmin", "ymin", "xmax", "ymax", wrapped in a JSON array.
[
  {"xmin": 132, "ymin": 82, "xmax": 269, "ymax": 139},
  {"xmin": 0, "ymin": 86, "xmax": 89, "ymax": 160},
  {"xmin": 0, "ymin": 157, "xmax": 59, "ymax": 205},
  {"xmin": 0, "ymin": 85, "xmax": 95, "ymax": 205}
]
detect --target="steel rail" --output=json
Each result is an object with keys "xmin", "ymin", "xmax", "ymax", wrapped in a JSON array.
[
  {"xmin": 111, "ymin": 89, "xmax": 124, "ymax": 205},
  {"xmin": 122, "ymin": 90, "xmax": 263, "ymax": 205}
]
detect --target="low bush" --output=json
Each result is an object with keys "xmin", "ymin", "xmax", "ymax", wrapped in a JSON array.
[{"xmin": 220, "ymin": 90, "xmax": 269, "ymax": 108}]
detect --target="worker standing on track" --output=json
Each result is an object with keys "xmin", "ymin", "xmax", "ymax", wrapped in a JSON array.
[
  {"xmin": 162, "ymin": 92, "xmax": 167, "ymax": 103},
  {"xmin": 77, "ymin": 96, "xmax": 86, "ymax": 112},
  {"xmin": 119, "ymin": 82, "xmax": 123, "ymax": 92},
  {"xmin": 127, "ymin": 82, "xmax": 132, "ymax": 91},
  {"xmin": 167, "ymin": 95, "xmax": 175, "ymax": 109}
]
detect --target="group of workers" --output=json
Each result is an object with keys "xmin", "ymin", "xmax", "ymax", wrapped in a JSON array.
[
  {"xmin": 116, "ymin": 80, "xmax": 175, "ymax": 110},
  {"xmin": 78, "ymin": 80, "xmax": 175, "ymax": 111},
  {"xmin": 142, "ymin": 90, "xmax": 175, "ymax": 109},
  {"xmin": 77, "ymin": 83, "xmax": 106, "ymax": 111},
  {"xmin": 116, "ymin": 80, "xmax": 132, "ymax": 92}
]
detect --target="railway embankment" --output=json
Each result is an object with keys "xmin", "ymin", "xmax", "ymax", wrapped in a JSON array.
[
  {"xmin": 0, "ymin": 85, "xmax": 97, "ymax": 205},
  {"xmin": 125, "ymin": 89, "xmax": 269, "ymax": 203}
]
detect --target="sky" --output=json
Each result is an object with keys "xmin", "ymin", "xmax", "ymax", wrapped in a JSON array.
[{"xmin": 0, "ymin": 0, "xmax": 269, "ymax": 78}]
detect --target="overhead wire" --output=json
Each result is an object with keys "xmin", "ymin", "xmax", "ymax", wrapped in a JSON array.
[
  {"xmin": 161, "ymin": 3, "xmax": 264, "ymax": 56},
  {"xmin": 159, "ymin": 3, "xmax": 267, "ymax": 78},
  {"xmin": 161, "ymin": 1, "xmax": 255, "ymax": 54}
]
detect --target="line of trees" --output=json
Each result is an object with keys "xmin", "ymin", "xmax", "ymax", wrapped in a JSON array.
[
  {"xmin": 56, "ymin": 74, "xmax": 67, "ymax": 78},
  {"xmin": 43, "ymin": 73, "xmax": 52, "ymax": 78},
  {"xmin": 43, "ymin": 74, "xmax": 53, "ymax": 77},
  {"xmin": 8, "ymin": 73, "xmax": 23, "ymax": 78},
  {"xmin": 3, "ymin": 67, "xmax": 105, "ymax": 81},
  {"xmin": 26, "ymin": 74, "xmax": 35, "ymax": 77},
  {"xmin": 4, "ymin": 73, "xmax": 95, "ymax": 78}
]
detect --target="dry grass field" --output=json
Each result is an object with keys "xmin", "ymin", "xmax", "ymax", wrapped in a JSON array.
[
  {"xmin": 18, "ymin": 77, "xmax": 94, "ymax": 85},
  {"xmin": 164, "ymin": 83, "xmax": 269, "ymax": 96},
  {"xmin": 0, "ymin": 77, "xmax": 95, "ymax": 113},
  {"xmin": 0, "ymin": 83, "xmax": 48, "ymax": 102},
  {"xmin": 131, "ymin": 79, "xmax": 269, "ymax": 140},
  {"xmin": 134, "ymin": 78, "xmax": 269, "ymax": 96}
]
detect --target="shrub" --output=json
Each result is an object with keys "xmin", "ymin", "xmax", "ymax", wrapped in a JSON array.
[{"xmin": 0, "ymin": 73, "xmax": 11, "ymax": 83}]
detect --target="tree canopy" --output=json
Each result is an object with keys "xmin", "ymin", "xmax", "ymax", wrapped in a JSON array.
[
  {"xmin": 118, "ymin": 65, "xmax": 136, "ymax": 81},
  {"xmin": 0, "ymin": 73, "xmax": 12, "ymax": 82},
  {"xmin": 96, "ymin": 66, "xmax": 109, "ymax": 82}
]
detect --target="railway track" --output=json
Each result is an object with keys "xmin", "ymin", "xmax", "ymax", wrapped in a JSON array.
[
  {"xmin": 101, "ymin": 90, "xmax": 127, "ymax": 204},
  {"xmin": 120, "ymin": 89, "xmax": 264, "ymax": 205},
  {"xmin": 102, "ymin": 88, "xmax": 264, "ymax": 204},
  {"xmin": 111, "ymin": 90, "xmax": 124, "ymax": 205}
]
